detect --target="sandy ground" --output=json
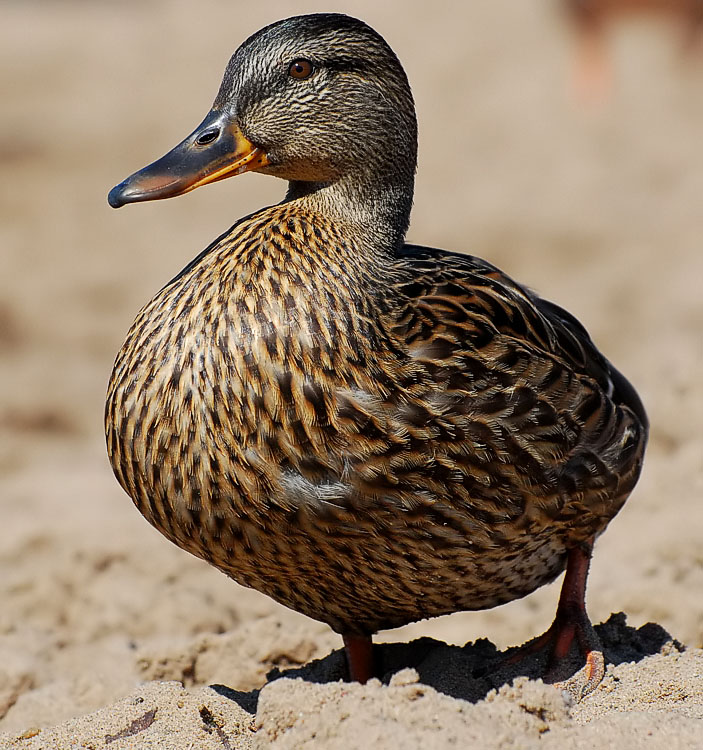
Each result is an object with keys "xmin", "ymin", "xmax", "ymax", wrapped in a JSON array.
[{"xmin": 1, "ymin": 1, "xmax": 702, "ymax": 747}]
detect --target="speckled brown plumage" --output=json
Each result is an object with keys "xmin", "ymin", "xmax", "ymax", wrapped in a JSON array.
[{"xmin": 106, "ymin": 13, "xmax": 647, "ymax": 686}]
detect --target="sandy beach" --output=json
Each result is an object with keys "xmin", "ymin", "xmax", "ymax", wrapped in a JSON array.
[{"xmin": 1, "ymin": 1, "xmax": 702, "ymax": 747}]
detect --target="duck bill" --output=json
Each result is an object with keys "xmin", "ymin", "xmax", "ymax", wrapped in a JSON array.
[{"xmin": 107, "ymin": 112, "xmax": 268, "ymax": 208}]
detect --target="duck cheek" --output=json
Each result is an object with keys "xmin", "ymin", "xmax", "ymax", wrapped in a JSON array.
[{"xmin": 252, "ymin": 152, "xmax": 332, "ymax": 183}]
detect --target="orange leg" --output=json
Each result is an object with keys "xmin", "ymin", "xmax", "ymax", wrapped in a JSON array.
[
  {"xmin": 546, "ymin": 540, "xmax": 605, "ymax": 692},
  {"xmin": 573, "ymin": 29, "xmax": 613, "ymax": 104},
  {"xmin": 343, "ymin": 633, "xmax": 375, "ymax": 684},
  {"xmin": 507, "ymin": 539, "xmax": 605, "ymax": 698}
]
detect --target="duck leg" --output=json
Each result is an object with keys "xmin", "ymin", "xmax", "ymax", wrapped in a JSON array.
[
  {"xmin": 544, "ymin": 539, "xmax": 605, "ymax": 695},
  {"xmin": 506, "ymin": 538, "xmax": 605, "ymax": 698},
  {"xmin": 343, "ymin": 633, "xmax": 375, "ymax": 683},
  {"xmin": 572, "ymin": 30, "xmax": 611, "ymax": 104},
  {"xmin": 564, "ymin": 1, "xmax": 612, "ymax": 103}
]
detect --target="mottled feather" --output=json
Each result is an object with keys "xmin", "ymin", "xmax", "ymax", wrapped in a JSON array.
[{"xmin": 106, "ymin": 205, "xmax": 646, "ymax": 634}]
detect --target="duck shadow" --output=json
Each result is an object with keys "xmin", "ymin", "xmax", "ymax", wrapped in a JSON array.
[{"xmin": 210, "ymin": 612, "xmax": 679, "ymax": 714}]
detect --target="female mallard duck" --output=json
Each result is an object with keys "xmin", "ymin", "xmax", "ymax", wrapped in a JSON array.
[{"xmin": 106, "ymin": 13, "xmax": 647, "ymax": 691}]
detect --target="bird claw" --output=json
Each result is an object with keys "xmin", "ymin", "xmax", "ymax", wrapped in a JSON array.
[
  {"xmin": 546, "ymin": 599, "xmax": 605, "ymax": 699},
  {"xmin": 499, "ymin": 604, "xmax": 605, "ymax": 701},
  {"xmin": 550, "ymin": 647, "xmax": 605, "ymax": 701},
  {"xmin": 484, "ymin": 543, "xmax": 607, "ymax": 701}
]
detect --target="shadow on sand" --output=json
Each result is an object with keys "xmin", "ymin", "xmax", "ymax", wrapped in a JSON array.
[{"xmin": 211, "ymin": 612, "xmax": 680, "ymax": 714}]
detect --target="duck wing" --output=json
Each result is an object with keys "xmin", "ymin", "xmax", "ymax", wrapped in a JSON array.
[
  {"xmin": 385, "ymin": 244, "xmax": 647, "ymax": 523},
  {"xmin": 394, "ymin": 244, "xmax": 647, "ymax": 428}
]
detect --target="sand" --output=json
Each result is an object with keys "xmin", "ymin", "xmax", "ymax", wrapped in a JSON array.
[{"xmin": 1, "ymin": 1, "xmax": 702, "ymax": 748}]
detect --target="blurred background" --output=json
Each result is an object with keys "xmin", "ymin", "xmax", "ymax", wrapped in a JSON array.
[{"xmin": 1, "ymin": 0, "xmax": 702, "ymax": 731}]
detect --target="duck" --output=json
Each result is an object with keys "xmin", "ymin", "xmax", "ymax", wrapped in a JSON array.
[
  {"xmin": 564, "ymin": 0, "xmax": 703, "ymax": 100},
  {"xmin": 106, "ymin": 13, "xmax": 648, "ymax": 692}
]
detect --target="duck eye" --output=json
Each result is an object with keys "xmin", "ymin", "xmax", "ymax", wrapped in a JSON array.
[
  {"xmin": 195, "ymin": 128, "xmax": 220, "ymax": 146},
  {"xmin": 288, "ymin": 59, "xmax": 315, "ymax": 80}
]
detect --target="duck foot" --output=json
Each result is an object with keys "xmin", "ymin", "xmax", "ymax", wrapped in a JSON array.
[
  {"xmin": 503, "ymin": 540, "xmax": 605, "ymax": 700},
  {"xmin": 343, "ymin": 633, "xmax": 375, "ymax": 684}
]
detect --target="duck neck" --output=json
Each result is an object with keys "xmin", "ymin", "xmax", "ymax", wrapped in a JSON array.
[
  {"xmin": 284, "ymin": 148, "xmax": 416, "ymax": 257},
  {"xmin": 285, "ymin": 174, "xmax": 413, "ymax": 256}
]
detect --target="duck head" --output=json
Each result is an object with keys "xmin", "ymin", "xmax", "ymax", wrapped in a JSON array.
[{"xmin": 108, "ymin": 14, "xmax": 417, "ymax": 236}]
